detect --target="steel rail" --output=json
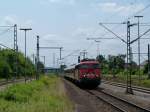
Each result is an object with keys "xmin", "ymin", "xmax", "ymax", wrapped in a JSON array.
[
  {"xmin": 87, "ymin": 89, "xmax": 150, "ymax": 112},
  {"xmin": 103, "ymin": 80, "xmax": 150, "ymax": 94},
  {"xmin": 86, "ymin": 90, "xmax": 126, "ymax": 112},
  {"xmin": 97, "ymin": 89, "xmax": 150, "ymax": 112},
  {"xmin": 0, "ymin": 78, "xmax": 29, "ymax": 87}
]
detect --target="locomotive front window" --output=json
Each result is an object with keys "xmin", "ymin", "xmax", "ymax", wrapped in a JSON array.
[
  {"xmin": 79, "ymin": 64, "xmax": 100, "ymax": 69},
  {"xmin": 93, "ymin": 64, "xmax": 100, "ymax": 69}
]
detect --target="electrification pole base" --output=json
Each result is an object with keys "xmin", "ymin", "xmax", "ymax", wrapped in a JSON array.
[
  {"xmin": 126, "ymin": 87, "xmax": 134, "ymax": 94},
  {"xmin": 148, "ymin": 72, "xmax": 150, "ymax": 79}
]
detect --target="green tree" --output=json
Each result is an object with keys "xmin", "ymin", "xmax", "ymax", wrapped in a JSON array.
[
  {"xmin": 0, "ymin": 49, "xmax": 36, "ymax": 79},
  {"xmin": 108, "ymin": 54, "xmax": 126, "ymax": 77}
]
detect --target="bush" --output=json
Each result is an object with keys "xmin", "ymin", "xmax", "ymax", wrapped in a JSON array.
[
  {"xmin": 0, "ymin": 76, "xmax": 74, "ymax": 112},
  {"xmin": 0, "ymin": 49, "xmax": 36, "ymax": 78},
  {"xmin": 0, "ymin": 58, "xmax": 11, "ymax": 78}
]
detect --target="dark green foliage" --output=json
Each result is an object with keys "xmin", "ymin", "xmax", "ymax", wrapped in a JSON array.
[
  {"xmin": 38, "ymin": 61, "xmax": 44, "ymax": 73},
  {"xmin": 96, "ymin": 55, "xmax": 108, "ymax": 74},
  {"xmin": 108, "ymin": 54, "xmax": 126, "ymax": 71},
  {"xmin": 96, "ymin": 54, "xmax": 127, "ymax": 75},
  {"xmin": 0, "ymin": 49, "xmax": 36, "ymax": 78},
  {"xmin": 143, "ymin": 61, "xmax": 149, "ymax": 74},
  {"xmin": 0, "ymin": 58, "xmax": 11, "ymax": 78}
]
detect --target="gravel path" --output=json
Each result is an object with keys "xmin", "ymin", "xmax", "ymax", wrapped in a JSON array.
[{"xmin": 63, "ymin": 79, "xmax": 120, "ymax": 112}]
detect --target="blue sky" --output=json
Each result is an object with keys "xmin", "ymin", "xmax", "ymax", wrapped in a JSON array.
[{"xmin": 0, "ymin": 0, "xmax": 150, "ymax": 67}]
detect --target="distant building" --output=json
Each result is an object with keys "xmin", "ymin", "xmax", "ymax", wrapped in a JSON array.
[{"xmin": 43, "ymin": 67, "xmax": 61, "ymax": 74}]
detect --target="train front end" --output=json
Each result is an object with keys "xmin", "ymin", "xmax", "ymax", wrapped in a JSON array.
[{"xmin": 78, "ymin": 61, "xmax": 101, "ymax": 87}]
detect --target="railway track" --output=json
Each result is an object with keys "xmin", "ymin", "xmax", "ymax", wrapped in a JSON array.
[
  {"xmin": 102, "ymin": 80, "xmax": 150, "ymax": 94},
  {"xmin": 0, "ymin": 78, "xmax": 32, "ymax": 87},
  {"xmin": 86, "ymin": 89, "xmax": 150, "ymax": 112}
]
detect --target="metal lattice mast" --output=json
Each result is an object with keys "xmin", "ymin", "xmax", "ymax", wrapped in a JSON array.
[{"xmin": 126, "ymin": 21, "xmax": 133, "ymax": 94}]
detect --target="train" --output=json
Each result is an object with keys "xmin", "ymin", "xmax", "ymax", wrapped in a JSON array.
[{"xmin": 64, "ymin": 59, "xmax": 101, "ymax": 88}]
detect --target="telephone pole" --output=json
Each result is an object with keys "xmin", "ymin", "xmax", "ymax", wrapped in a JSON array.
[{"xmin": 134, "ymin": 15, "xmax": 143, "ymax": 83}]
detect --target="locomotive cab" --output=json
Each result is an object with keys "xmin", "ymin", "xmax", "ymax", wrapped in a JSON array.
[{"xmin": 77, "ymin": 61, "xmax": 101, "ymax": 87}]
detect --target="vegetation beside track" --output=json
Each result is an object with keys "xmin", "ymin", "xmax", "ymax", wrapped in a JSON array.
[
  {"xmin": 0, "ymin": 49, "xmax": 44, "ymax": 79},
  {"xmin": 0, "ymin": 75, "xmax": 74, "ymax": 112},
  {"xmin": 96, "ymin": 54, "xmax": 150, "ymax": 88}
]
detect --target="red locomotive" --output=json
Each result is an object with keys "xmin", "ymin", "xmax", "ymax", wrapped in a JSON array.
[{"xmin": 64, "ymin": 59, "xmax": 101, "ymax": 88}]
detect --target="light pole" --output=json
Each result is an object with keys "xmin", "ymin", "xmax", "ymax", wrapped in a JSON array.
[
  {"xmin": 20, "ymin": 28, "xmax": 32, "ymax": 82},
  {"xmin": 134, "ymin": 16, "xmax": 143, "ymax": 84},
  {"xmin": 87, "ymin": 38, "xmax": 101, "ymax": 58}
]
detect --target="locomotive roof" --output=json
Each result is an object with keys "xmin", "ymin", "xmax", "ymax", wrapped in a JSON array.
[
  {"xmin": 79, "ymin": 61, "xmax": 99, "ymax": 64},
  {"xmin": 65, "ymin": 61, "xmax": 99, "ymax": 70}
]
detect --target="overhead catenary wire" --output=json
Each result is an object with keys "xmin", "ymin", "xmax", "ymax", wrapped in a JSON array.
[
  {"xmin": 130, "ymin": 27, "xmax": 150, "ymax": 44},
  {"xmin": 98, "ymin": 2, "xmax": 150, "ymax": 39},
  {"xmin": 61, "ymin": 49, "xmax": 80, "ymax": 60},
  {"xmin": 99, "ymin": 23, "xmax": 127, "ymax": 44},
  {"xmin": 0, "ymin": 25, "xmax": 16, "ymax": 50},
  {"xmin": 97, "ymin": 1, "xmax": 138, "ymax": 37},
  {"xmin": 0, "ymin": 43, "xmax": 13, "ymax": 50},
  {"xmin": 127, "ymin": 3, "xmax": 150, "ymax": 21},
  {"xmin": 0, "ymin": 26, "xmax": 14, "ymax": 37}
]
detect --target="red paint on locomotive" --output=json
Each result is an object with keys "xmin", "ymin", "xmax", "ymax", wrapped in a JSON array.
[
  {"xmin": 79, "ymin": 61, "xmax": 101, "ymax": 79},
  {"xmin": 64, "ymin": 60, "xmax": 101, "ymax": 87}
]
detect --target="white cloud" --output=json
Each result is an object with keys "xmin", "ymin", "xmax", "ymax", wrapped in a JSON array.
[
  {"xmin": 23, "ymin": 20, "xmax": 34, "ymax": 27},
  {"xmin": 41, "ymin": 34, "xmax": 66, "ymax": 47},
  {"xmin": 42, "ymin": 34, "xmax": 58, "ymax": 40},
  {"xmin": 1, "ymin": 15, "xmax": 18, "ymax": 25},
  {"xmin": 72, "ymin": 27, "xmax": 103, "ymax": 38},
  {"xmin": 96, "ymin": 2, "xmax": 145, "ymax": 16},
  {"xmin": 0, "ymin": 15, "xmax": 34, "ymax": 27}
]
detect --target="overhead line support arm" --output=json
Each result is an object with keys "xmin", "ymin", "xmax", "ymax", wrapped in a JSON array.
[{"xmin": 99, "ymin": 23, "xmax": 127, "ymax": 44}]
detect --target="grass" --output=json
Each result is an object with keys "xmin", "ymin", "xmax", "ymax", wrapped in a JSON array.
[{"xmin": 0, "ymin": 75, "xmax": 74, "ymax": 112}]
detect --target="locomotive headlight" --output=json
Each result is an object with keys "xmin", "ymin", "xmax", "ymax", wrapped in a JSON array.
[{"xmin": 96, "ymin": 74, "xmax": 99, "ymax": 77}]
